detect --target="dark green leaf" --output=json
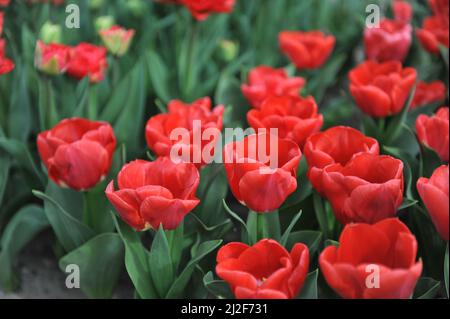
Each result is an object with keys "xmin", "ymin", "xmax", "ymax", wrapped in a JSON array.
[{"xmin": 297, "ymin": 269, "xmax": 319, "ymax": 299}]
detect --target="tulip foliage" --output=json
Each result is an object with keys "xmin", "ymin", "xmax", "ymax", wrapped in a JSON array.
[{"xmin": 0, "ymin": 0, "xmax": 449, "ymax": 300}]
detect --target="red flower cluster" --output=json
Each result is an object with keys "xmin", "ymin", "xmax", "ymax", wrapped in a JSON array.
[
  {"xmin": 216, "ymin": 239, "xmax": 309, "ymax": 299},
  {"xmin": 241, "ymin": 66, "xmax": 305, "ymax": 109},
  {"xmin": 416, "ymin": 107, "xmax": 449, "ymax": 162},
  {"xmin": 320, "ymin": 218, "xmax": 422, "ymax": 299},
  {"xmin": 37, "ymin": 118, "xmax": 116, "ymax": 191},
  {"xmin": 349, "ymin": 60, "xmax": 417, "ymax": 118},
  {"xmin": 145, "ymin": 97, "xmax": 224, "ymax": 168},
  {"xmin": 417, "ymin": 165, "xmax": 449, "ymax": 241},
  {"xmin": 417, "ymin": 0, "xmax": 449, "ymax": 54},
  {"xmin": 106, "ymin": 157, "xmax": 200, "ymax": 231}
]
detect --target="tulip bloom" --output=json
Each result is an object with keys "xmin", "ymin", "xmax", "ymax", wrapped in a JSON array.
[
  {"xmin": 416, "ymin": 107, "xmax": 449, "ymax": 162},
  {"xmin": 411, "ymin": 81, "xmax": 446, "ymax": 109},
  {"xmin": 364, "ymin": 19, "xmax": 412, "ymax": 62},
  {"xmin": 0, "ymin": 12, "xmax": 4, "ymax": 36},
  {"xmin": 247, "ymin": 95, "xmax": 323, "ymax": 148},
  {"xmin": 216, "ymin": 239, "xmax": 309, "ymax": 299},
  {"xmin": 320, "ymin": 218, "xmax": 422, "ymax": 299},
  {"xmin": 429, "ymin": 0, "xmax": 449, "ymax": 21},
  {"xmin": 0, "ymin": 39, "xmax": 14, "ymax": 75},
  {"xmin": 321, "ymin": 153, "xmax": 404, "ymax": 225},
  {"xmin": 304, "ymin": 126, "xmax": 380, "ymax": 195},
  {"xmin": 106, "ymin": 157, "xmax": 200, "ymax": 231},
  {"xmin": 145, "ymin": 97, "xmax": 224, "ymax": 168},
  {"xmin": 223, "ymin": 133, "xmax": 301, "ymax": 213},
  {"xmin": 67, "ymin": 43, "xmax": 108, "ymax": 83},
  {"xmin": 279, "ymin": 31, "xmax": 335, "ymax": 70},
  {"xmin": 241, "ymin": 66, "xmax": 306, "ymax": 109},
  {"xmin": 417, "ymin": 165, "xmax": 449, "ymax": 241},
  {"xmin": 349, "ymin": 61, "xmax": 417, "ymax": 118},
  {"xmin": 34, "ymin": 41, "xmax": 71, "ymax": 75},
  {"xmin": 159, "ymin": 0, "xmax": 235, "ymax": 21},
  {"xmin": 99, "ymin": 25, "xmax": 135, "ymax": 57},
  {"xmin": 37, "ymin": 118, "xmax": 116, "ymax": 191},
  {"xmin": 417, "ymin": 15, "xmax": 449, "ymax": 54},
  {"xmin": 393, "ymin": 0, "xmax": 413, "ymax": 23}
]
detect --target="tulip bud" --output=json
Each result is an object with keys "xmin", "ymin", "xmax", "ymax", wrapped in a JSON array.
[
  {"xmin": 35, "ymin": 40, "xmax": 70, "ymax": 75},
  {"xmin": 39, "ymin": 21, "xmax": 62, "ymax": 44},
  {"xmin": 99, "ymin": 25, "xmax": 135, "ymax": 57},
  {"xmin": 126, "ymin": 0, "xmax": 146, "ymax": 16},
  {"xmin": 95, "ymin": 16, "xmax": 115, "ymax": 33},
  {"xmin": 89, "ymin": 0, "xmax": 104, "ymax": 10},
  {"xmin": 216, "ymin": 39, "xmax": 239, "ymax": 62}
]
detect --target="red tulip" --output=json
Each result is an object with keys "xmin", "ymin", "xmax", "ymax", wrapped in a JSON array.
[
  {"xmin": 0, "ymin": 12, "xmax": 4, "ymax": 36},
  {"xmin": 304, "ymin": 126, "xmax": 380, "ymax": 195},
  {"xmin": 247, "ymin": 95, "xmax": 323, "ymax": 148},
  {"xmin": 349, "ymin": 60, "xmax": 417, "ymax": 118},
  {"xmin": 364, "ymin": 19, "xmax": 412, "ymax": 62},
  {"xmin": 35, "ymin": 41, "xmax": 71, "ymax": 75},
  {"xmin": 411, "ymin": 80, "xmax": 446, "ymax": 109},
  {"xmin": 67, "ymin": 43, "xmax": 108, "ymax": 83},
  {"xmin": 37, "ymin": 118, "xmax": 116, "ymax": 191},
  {"xmin": 279, "ymin": 31, "xmax": 335, "ymax": 70},
  {"xmin": 216, "ymin": 239, "xmax": 309, "ymax": 299},
  {"xmin": 0, "ymin": 0, "xmax": 9, "ymax": 6},
  {"xmin": 106, "ymin": 157, "xmax": 200, "ymax": 231},
  {"xmin": 417, "ymin": 15, "xmax": 449, "ymax": 54},
  {"xmin": 429, "ymin": 0, "xmax": 449, "ymax": 23},
  {"xmin": 241, "ymin": 66, "xmax": 306, "ymax": 109},
  {"xmin": 417, "ymin": 165, "xmax": 449, "ymax": 241},
  {"xmin": 0, "ymin": 39, "xmax": 13, "ymax": 75},
  {"xmin": 99, "ymin": 25, "xmax": 135, "ymax": 57},
  {"xmin": 160, "ymin": 0, "xmax": 235, "ymax": 21},
  {"xmin": 393, "ymin": 0, "xmax": 413, "ymax": 23},
  {"xmin": 223, "ymin": 132, "xmax": 301, "ymax": 213},
  {"xmin": 145, "ymin": 97, "xmax": 224, "ymax": 168},
  {"xmin": 320, "ymin": 218, "xmax": 422, "ymax": 299},
  {"xmin": 321, "ymin": 153, "xmax": 404, "ymax": 225},
  {"xmin": 416, "ymin": 107, "xmax": 449, "ymax": 162}
]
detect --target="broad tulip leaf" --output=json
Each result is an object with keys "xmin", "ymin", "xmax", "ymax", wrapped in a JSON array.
[
  {"xmin": 0, "ymin": 153, "xmax": 10, "ymax": 207},
  {"xmin": 33, "ymin": 184, "xmax": 95, "ymax": 252},
  {"xmin": 413, "ymin": 277, "xmax": 441, "ymax": 299},
  {"xmin": 297, "ymin": 269, "xmax": 319, "ymax": 299},
  {"xmin": 287, "ymin": 231, "xmax": 322, "ymax": 256},
  {"xmin": 8, "ymin": 62, "xmax": 31, "ymax": 142},
  {"xmin": 147, "ymin": 50, "xmax": 171, "ymax": 103},
  {"xmin": 203, "ymin": 271, "xmax": 233, "ymax": 299},
  {"xmin": 149, "ymin": 226, "xmax": 175, "ymax": 298},
  {"xmin": 0, "ymin": 205, "xmax": 49, "ymax": 291},
  {"xmin": 59, "ymin": 233, "xmax": 124, "ymax": 299},
  {"xmin": 420, "ymin": 145, "xmax": 443, "ymax": 179},
  {"xmin": 313, "ymin": 192, "xmax": 329, "ymax": 239},
  {"xmin": 280, "ymin": 209, "xmax": 303, "ymax": 247},
  {"xmin": 166, "ymin": 239, "xmax": 222, "ymax": 298},
  {"xmin": 113, "ymin": 213, "xmax": 157, "ymax": 299}
]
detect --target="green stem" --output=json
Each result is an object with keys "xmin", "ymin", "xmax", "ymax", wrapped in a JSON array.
[
  {"xmin": 87, "ymin": 85, "xmax": 98, "ymax": 120},
  {"xmin": 248, "ymin": 210, "xmax": 281, "ymax": 244}
]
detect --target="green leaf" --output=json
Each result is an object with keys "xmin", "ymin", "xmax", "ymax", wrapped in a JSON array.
[
  {"xmin": 9, "ymin": 62, "xmax": 31, "ymax": 142},
  {"xmin": 384, "ymin": 85, "xmax": 416, "ymax": 146},
  {"xmin": 280, "ymin": 209, "xmax": 303, "ymax": 247},
  {"xmin": 166, "ymin": 239, "xmax": 222, "ymax": 298},
  {"xmin": 297, "ymin": 269, "xmax": 319, "ymax": 299},
  {"xmin": 33, "ymin": 184, "xmax": 95, "ymax": 252},
  {"xmin": 0, "ymin": 138, "xmax": 44, "ymax": 186},
  {"xmin": 149, "ymin": 226, "xmax": 174, "ymax": 298},
  {"xmin": 0, "ymin": 205, "xmax": 49, "ymax": 291},
  {"xmin": 59, "ymin": 233, "xmax": 124, "ymax": 299},
  {"xmin": 445, "ymin": 244, "xmax": 449, "ymax": 298},
  {"xmin": 313, "ymin": 192, "xmax": 329, "ymax": 239},
  {"xmin": 38, "ymin": 77, "xmax": 58, "ymax": 131},
  {"xmin": 0, "ymin": 153, "xmax": 10, "ymax": 207},
  {"xmin": 147, "ymin": 50, "xmax": 171, "ymax": 103},
  {"xmin": 287, "ymin": 231, "xmax": 322, "ymax": 256},
  {"xmin": 112, "ymin": 213, "xmax": 157, "ymax": 299},
  {"xmin": 166, "ymin": 223, "xmax": 184, "ymax": 275},
  {"xmin": 223, "ymin": 199, "xmax": 249, "ymax": 241},
  {"xmin": 399, "ymin": 198, "xmax": 419, "ymax": 210},
  {"xmin": 420, "ymin": 145, "xmax": 443, "ymax": 178},
  {"xmin": 413, "ymin": 277, "xmax": 441, "ymax": 299},
  {"xmin": 203, "ymin": 271, "xmax": 233, "ymax": 299}
]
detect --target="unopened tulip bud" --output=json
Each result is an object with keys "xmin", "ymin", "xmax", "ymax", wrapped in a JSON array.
[
  {"xmin": 95, "ymin": 16, "xmax": 115, "ymax": 32},
  {"xmin": 217, "ymin": 40, "xmax": 239, "ymax": 62},
  {"xmin": 39, "ymin": 22, "xmax": 62, "ymax": 44}
]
